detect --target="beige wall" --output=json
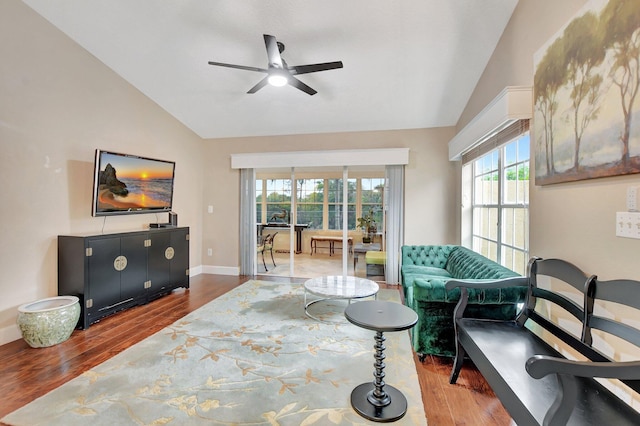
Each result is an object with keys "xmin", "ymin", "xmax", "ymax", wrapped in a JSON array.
[
  {"xmin": 201, "ymin": 128, "xmax": 458, "ymax": 271},
  {"xmin": 9, "ymin": 0, "xmax": 633, "ymax": 357},
  {"xmin": 0, "ymin": 1, "xmax": 457, "ymax": 346},
  {"xmin": 458, "ymin": 0, "xmax": 640, "ymax": 408},
  {"xmin": 0, "ymin": 1, "xmax": 205, "ymax": 343},
  {"xmin": 459, "ymin": 0, "xmax": 640, "ymax": 281}
]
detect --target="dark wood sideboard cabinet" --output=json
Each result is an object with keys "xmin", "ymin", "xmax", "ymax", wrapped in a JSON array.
[{"xmin": 58, "ymin": 227, "xmax": 190, "ymax": 329}]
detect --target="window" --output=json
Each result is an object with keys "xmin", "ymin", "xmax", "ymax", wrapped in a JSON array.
[
  {"xmin": 467, "ymin": 128, "xmax": 530, "ymax": 275},
  {"xmin": 296, "ymin": 179, "xmax": 323, "ymax": 230},
  {"xmin": 360, "ymin": 178, "xmax": 384, "ymax": 224},
  {"xmin": 264, "ymin": 179, "xmax": 291, "ymax": 223},
  {"xmin": 256, "ymin": 176, "xmax": 383, "ymax": 231},
  {"xmin": 256, "ymin": 179, "xmax": 263, "ymax": 223},
  {"xmin": 327, "ymin": 179, "xmax": 356, "ymax": 230}
]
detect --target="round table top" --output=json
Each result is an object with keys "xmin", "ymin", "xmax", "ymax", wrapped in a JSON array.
[
  {"xmin": 344, "ymin": 300, "xmax": 418, "ymax": 332},
  {"xmin": 304, "ymin": 275, "xmax": 379, "ymax": 299}
]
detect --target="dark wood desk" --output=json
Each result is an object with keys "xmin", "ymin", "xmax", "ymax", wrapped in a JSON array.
[{"xmin": 257, "ymin": 223, "xmax": 308, "ymax": 254}]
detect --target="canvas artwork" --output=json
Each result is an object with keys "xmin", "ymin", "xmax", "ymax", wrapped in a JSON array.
[{"xmin": 533, "ymin": 0, "xmax": 640, "ymax": 185}]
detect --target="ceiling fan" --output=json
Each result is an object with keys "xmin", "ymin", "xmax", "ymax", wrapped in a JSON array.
[{"xmin": 208, "ymin": 34, "xmax": 343, "ymax": 96}]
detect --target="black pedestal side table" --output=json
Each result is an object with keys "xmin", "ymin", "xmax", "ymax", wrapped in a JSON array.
[{"xmin": 344, "ymin": 300, "xmax": 418, "ymax": 422}]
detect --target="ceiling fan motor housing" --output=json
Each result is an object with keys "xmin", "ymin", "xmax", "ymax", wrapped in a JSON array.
[{"xmin": 208, "ymin": 34, "xmax": 343, "ymax": 96}]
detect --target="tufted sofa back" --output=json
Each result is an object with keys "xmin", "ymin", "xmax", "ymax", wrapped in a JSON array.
[
  {"xmin": 402, "ymin": 245, "xmax": 458, "ymax": 269},
  {"xmin": 445, "ymin": 246, "xmax": 518, "ymax": 279}
]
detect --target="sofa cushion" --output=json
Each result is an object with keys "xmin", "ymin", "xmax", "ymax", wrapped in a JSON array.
[
  {"xmin": 401, "ymin": 265, "xmax": 452, "ymax": 307},
  {"xmin": 402, "ymin": 265, "xmax": 452, "ymax": 278},
  {"xmin": 413, "ymin": 277, "xmax": 526, "ymax": 303},
  {"xmin": 365, "ymin": 251, "xmax": 386, "ymax": 265}
]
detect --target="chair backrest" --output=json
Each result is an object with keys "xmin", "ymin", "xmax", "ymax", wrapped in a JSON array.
[
  {"xmin": 521, "ymin": 257, "xmax": 597, "ymax": 358},
  {"xmin": 258, "ymin": 233, "xmax": 270, "ymax": 248},
  {"xmin": 525, "ymin": 258, "xmax": 594, "ymax": 325},
  {"xmin": 264, "ymin": 232, "xmax": 278, "ymax": 247},
  {"xmin": 588, "ymin": 277, "xmax": 640, "ymax": 393}
]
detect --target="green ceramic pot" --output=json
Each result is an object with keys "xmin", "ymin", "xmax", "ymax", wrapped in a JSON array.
[{"xmin": 17, "ymin": 296, "xmax": 80, "ymax": 348}]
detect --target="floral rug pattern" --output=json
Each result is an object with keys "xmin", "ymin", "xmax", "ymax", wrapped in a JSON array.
[{"xmin": 2, "ymin": 280, "xmax": 426, "ymax": 425}]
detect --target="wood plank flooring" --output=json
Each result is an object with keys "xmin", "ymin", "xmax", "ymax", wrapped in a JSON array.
[{"xmin": 0, "ymin": 274, "xmax": 513, "ymax": 425}]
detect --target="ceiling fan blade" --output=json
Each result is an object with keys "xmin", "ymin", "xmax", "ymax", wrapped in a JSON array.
[
  {"xmin": 208, "ymin": 61, "xmax": 267, "ymax": 73},
  {"xmin": 290, "ymin": 61, "xmax": 344, "ymax": 75},
  {"xmin": 247, "ymin": 76, "xmax": 270, "ymax": 94},
  {"xmin": 288, "ymin": 76, "xmax": 317, "ymax": 96},
  {"xmin": 263, "ymin": 34, "xmax": 283, "ymax": 68}
]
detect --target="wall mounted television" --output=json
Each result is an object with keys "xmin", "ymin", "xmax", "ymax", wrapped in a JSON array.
[{"xmin": 92, "ymin": 149, "xmax": 176, "ymax": 217}]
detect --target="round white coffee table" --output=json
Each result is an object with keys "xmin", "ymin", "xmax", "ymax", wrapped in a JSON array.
[{"xmin": 304, "ymin": 275, "xmax": 379, "ymax": 321}]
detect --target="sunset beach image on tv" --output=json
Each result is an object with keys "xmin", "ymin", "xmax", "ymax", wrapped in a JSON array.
[{"xmin": 92, "ymin": 150, "xmax": 175, "ymax": 216}]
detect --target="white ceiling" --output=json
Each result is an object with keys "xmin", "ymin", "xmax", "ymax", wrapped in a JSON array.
[{"xmin": 22, "ymin": 0, "xmax": 518, "ymax": 140}]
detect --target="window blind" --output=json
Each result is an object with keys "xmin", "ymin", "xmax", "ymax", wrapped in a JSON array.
[{"xmin": 462, "ymin": 119, "xmax": 530, "ymax": 165}]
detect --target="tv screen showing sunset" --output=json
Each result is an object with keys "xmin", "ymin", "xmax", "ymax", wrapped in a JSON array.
[{"xmin": 94, "ymin": 151, "xmax": 175, "ymax": 214}]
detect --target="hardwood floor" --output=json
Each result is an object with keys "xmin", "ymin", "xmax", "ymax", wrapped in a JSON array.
[{"xmin": 0, "ymin": 274, "xmax": 512, "ymax": 425}]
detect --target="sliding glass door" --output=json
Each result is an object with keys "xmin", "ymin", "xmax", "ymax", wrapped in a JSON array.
[
  {"xmin": 254, "ymin": 167, "xmax": 386, "ymax": 278},
  {"xmin": 243, "ymin": 164, "xmax": 405, "ymax": 284}
]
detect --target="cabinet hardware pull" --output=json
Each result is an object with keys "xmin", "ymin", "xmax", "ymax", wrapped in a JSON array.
[
  {"xmin": 98, "ymin": 298, "xmax": 134, "ymax": 311},
  {"xmin": 113, "ymin": 255, "xmax": 128, "ymax": 271},
  {"xmin": 165, "ymin": 247, "xmax": 175, "ymax": 260}
]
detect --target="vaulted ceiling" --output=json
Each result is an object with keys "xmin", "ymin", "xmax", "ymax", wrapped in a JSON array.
[{"xmin": 22, "ymin": 0, "xmax": 518, "ymax": 139}]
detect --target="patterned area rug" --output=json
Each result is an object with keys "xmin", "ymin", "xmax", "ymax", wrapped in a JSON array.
[{"xmin": 2, "ymin": 280, "xmax": 426, "ymax": 425}]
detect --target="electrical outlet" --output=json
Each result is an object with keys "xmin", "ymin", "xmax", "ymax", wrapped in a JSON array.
[
  {"xmin": 627, "ymin": 187, "xmax": 638, "ymax": 211},
  {"xmin": 207, "ymin": 248, "xmax": 212, "ymax": 256},
  {"xmin": 208, "ymin": 205, "xmax": 213, "ymax": 213},
  {"xmin": 616, "ymin": 212, "xmax": 640, "ymax": 239}
]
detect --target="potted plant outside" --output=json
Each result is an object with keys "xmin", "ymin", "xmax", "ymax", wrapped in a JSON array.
[{"xmin": 357, "ymin": 210, "xmax": 377, "ymax": 243}]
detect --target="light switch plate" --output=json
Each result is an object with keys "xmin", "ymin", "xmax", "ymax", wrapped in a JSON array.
[{"xmin": 616, "ymin": 211, "xmax": 640, "ymax": 239}]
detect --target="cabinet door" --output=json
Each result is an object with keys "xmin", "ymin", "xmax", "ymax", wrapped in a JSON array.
[
  {"xmin": 147, "ymin": 231, "xmax": 173, "ymax": 295},
  {"xmin": 170, "ymin": 228, "xmax": 189, "ymax": 286},
  {"xmin": 87, "ymin": 237, "xmax": 122, "ymax": 315},
  {"xmin": 120, "ymin": 234, "xmax": 148, "ymax": 302}
]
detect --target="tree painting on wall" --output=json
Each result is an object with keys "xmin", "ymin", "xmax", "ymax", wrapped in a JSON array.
[{"xmin": 534, "ymin": 0, "xmax": 640, "ymax": 185}]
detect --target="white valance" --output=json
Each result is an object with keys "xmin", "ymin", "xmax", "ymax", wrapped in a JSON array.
[
  {"xmin": 448, "ymin": 86, "xmax": 532, "ymax": 161},
  {"xmin": 231, "ymin": 148, "xmax": 409, "ymax": 169}
]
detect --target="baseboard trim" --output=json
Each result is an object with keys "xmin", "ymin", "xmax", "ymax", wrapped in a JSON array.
[
  {"xmin": 201, "ymin": 265, "xmax": 240, "ymax": 276},
  {"xmin": 189, "ymin": 265, "xmax": 203, "ymax": 276},
  {"xmin": 0, "ymin": 324, "xmax": 23, "ymax": 346}
]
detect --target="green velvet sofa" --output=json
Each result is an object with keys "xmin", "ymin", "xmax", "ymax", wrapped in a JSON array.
[{"xmin": 401, "ymin": 245, "xmax": 527, "ymax": 358}]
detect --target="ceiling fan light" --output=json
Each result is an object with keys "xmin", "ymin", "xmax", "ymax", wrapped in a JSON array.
[{"xmin": 268, "ymin": 73, "xmax": 288, "ymax": 87}]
